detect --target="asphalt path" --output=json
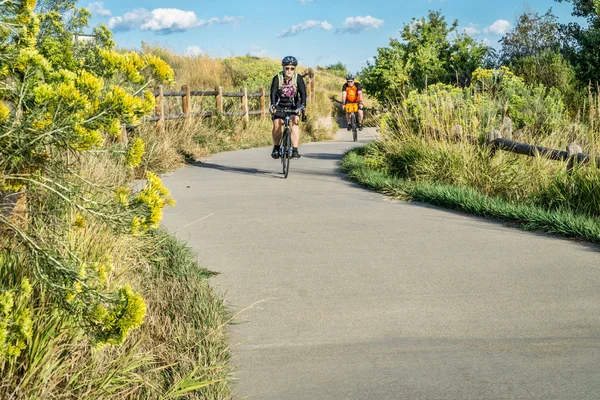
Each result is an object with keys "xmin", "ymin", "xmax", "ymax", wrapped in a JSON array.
[{"xmin": 161, "ymin": 127, "xmax": 600, "ymax": 399}]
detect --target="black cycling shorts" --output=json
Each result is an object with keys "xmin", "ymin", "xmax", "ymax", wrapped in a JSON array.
[{"xmin": 272, "ymin": 111, "xmax": 300, "ymax": 121}]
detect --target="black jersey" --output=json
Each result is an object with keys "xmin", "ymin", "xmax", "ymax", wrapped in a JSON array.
[{"xmin": 270, "ymin": 73, "xmax": 307, "ymax": 109}]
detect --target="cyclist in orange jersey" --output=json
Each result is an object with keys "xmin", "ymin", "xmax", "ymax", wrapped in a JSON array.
[{"xmin": 341, "ymin": 74, "xmax": 363, "ymax": 131}]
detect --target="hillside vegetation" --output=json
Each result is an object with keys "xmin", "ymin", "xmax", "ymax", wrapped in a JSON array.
[
  {"xmin": 137, "ymin": 44, "xmax": 344, "ymax": 169},
  {"xmin": 346, "ymin": 9, "xmax": 600, "ymax": 242}
]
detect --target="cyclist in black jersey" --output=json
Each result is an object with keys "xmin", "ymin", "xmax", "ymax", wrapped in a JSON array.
[{"xmin": 269, "ymin": 56, "xmax": 307, "ymax": 159}]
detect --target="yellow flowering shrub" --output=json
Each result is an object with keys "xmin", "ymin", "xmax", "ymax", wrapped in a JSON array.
[
  {"xmin": 0, "ymin": 0, "xmax": 176, "ymax": 353},
  {"xmin": 132, "ymin": 172, "xmax": 176, "ymax": 232},
  {"xmin": 144, "ymin": 54, "xmax": 175, "ymax": 83},
  {"xmin": 89, "ymin": 285, "xmax": 146, "ymax": 346},
  {"xmin": 126, "ymin": 137, "xmax": 145, "ymax": 168},
  {"xmin": 0, "ymin": 271, "xmax": 33, "ymax": 362},
  {"xmin": 0, "ymin": 102, "xmax": 10, "ymax": 124}
]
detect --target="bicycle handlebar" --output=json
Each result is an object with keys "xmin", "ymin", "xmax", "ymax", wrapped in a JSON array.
[{"xmin": 275, "ymin": 107, "xmax": 302, "ymax": 114}]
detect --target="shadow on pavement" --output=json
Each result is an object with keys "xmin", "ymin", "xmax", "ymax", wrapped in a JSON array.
[
  {"xmin": 191, "ymin": 162, "xmax": 281, "ymax": 179},
  {"xmin": 302, "ymin": 152, "xmax": 343, "ymax": 161}
]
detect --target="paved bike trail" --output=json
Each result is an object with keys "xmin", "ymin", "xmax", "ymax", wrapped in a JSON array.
[{"xmin": 161, "ymin": 127, "xmax": 600, "ymax": 399}]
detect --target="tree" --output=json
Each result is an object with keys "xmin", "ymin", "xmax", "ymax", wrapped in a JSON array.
[
  {"xmin": 361, "ymin": 11, "xmax": 490, "ymax": 103},
  {"xmin": 498, "ymin": 9, "xmax": 577, "ymax": 96},
  {"xmin": 499, "ymin": 9, "xmax": 564, "ymax": 64},
  {"xmin": 555, "ymin": 0, "xmax": 600, "ymax": 84},
  {"xmin": 324, "ymin": 62, "xmax": 348, "ymax": 75}
]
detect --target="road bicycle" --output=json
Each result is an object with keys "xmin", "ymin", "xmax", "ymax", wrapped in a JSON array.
[
  {"xmin": 345, "ymin": 103, "xmax": 360, "ymax": 142},
  {"xmin": 276, "ymin": 107, "xmax": 300, "ymax": 179}
]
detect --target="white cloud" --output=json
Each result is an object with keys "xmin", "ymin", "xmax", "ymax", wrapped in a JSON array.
[
  {"xmin": 184, "ymin": 45, "xmax": 203, "ymax": 57},
  {"xmin": 461, "ymin": 23, "xmax": 480, "ymax": 36},
  {"xmin": 337, "ymin": 16, "xmax": 384, "ymax": 34},
  {"xmin": 299, "ymin": 0, "xmax": 313, "ymax": 3},
  {"xmin": 88, "ymin": 1, "xmax": 111, "ymax": 17},
  {"xmin": 108, "ymin": 8, "xmax": 243, "ymax": 33},
  {"xmin": 277, "ymin": 20, "xmax": 332, "ymax": 38},
  {"xmin": 108, "ymin": 9, "xmax": 150, "ymax": 32},
  {"xmin": 140, "ymin": 8, "xmax": 198, "ymax": 31},
  {"xmin": 484, "ymin": 19, "xmax": 512, "ymax": 35}
]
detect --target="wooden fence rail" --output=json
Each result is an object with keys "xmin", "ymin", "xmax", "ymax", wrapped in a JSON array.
[
  {"xmin": 147, "ymin": 70, "xmax": 315, "ymax": 133},
  {"xmin": 485, "ymin": 129, "xmax": 600, "ymax": 174}
]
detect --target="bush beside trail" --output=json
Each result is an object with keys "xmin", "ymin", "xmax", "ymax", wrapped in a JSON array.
[{"xmin": 1, "ymin": 1, "xmax": 231, "ymax": 398}]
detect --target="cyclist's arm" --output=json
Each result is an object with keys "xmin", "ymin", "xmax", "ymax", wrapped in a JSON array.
[
  {"xmin": 356, "ymin": 83, "xmax": 363, "ymax": 103},
  {"xmin": 341, "ymin": 91, "xmax": 347, "ymax": 105},
  {"xmin": 297, "ymin": 75, "xmax": 307, "ymax": 109},
  {"xmin": 269, "ymin": 75, "xmax": 278, "ymax": 108}
]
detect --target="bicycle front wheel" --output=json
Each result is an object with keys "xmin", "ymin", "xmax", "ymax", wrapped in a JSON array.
[
  {"xmin": 351, "ymin": 113, "xmax": 357, "ymax": 142},
  {"xmin": 281, "ymin": 128, "xmax": 291, "ymax": 178}
]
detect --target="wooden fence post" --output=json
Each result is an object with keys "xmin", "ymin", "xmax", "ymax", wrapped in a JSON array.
[
  {"xmin": 119, "ymin": 124, "xmax": 128, "ymax": 145},
  {"xmin": 155, "ymin": 85, "xmax": 165, "ymax": 133},
  {"xmin": 567, "ymin": 142, "xmax": 582, "ymax": 175},
  {"xmin": 259, "ymin": 88, "xmax": 266, "ymax": 120},
  {"xmin": 486, "ymin": 129, "xmax": 502, "ymax": 157},
  {"xmin": 182, "ymin": 85, "xmax": 191, "ymax": 123},
  {"xmin": 310, "ymin": 70, "xmax": 316, "ymax": 104},
  {"xmin": 216, "ymin": 86, "xmax": 223, "ymax": 117},
  {"xmin": 241, "ymin": 87, "xmax": 249, "ymax": 128}
]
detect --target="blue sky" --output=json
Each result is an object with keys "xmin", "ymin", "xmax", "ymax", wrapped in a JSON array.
[{"xmin": 86, "ymin": 0, "xmax": 585, "ymax": 73}]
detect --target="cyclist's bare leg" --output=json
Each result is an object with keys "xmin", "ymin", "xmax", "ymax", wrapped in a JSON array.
[
  {"xmin": 358, "ymin": 109, "xmax": 364, "ymax": 124},
  {"xmin": 290, "ymin": 116, "xmax": 300, "ymax": 147},
  {"xmin": 272, "ymin": 119, "xmax": 283, "ymax": 145},
  {"xmin": 346, "ymin": 112, "xmax": 351, "ymax": 126}
]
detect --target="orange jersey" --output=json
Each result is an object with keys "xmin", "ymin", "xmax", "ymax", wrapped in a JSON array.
[{"xmin": 342, "ymin": 82, "xmax": 362, "ymax": 103}]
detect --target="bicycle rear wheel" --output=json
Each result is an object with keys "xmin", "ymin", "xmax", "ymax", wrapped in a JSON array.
[
  {"xmin": 351, "ymin": 113, "xmax": 358, "ymax": 142},
  {"xmin": 281, "ymin": 127, "xmax": 291, "ymax": 178}
]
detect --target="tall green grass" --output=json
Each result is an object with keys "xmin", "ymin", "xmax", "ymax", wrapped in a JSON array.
[{"xmin": 342, "ymin": 146, "xmax": 600, "ymax": 243}]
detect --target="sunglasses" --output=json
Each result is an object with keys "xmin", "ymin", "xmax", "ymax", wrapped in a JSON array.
[
  {"xmin": 347, "ymin": 80, "xmax": 354, "ymax": 83},
  {"xmin": 285, "ymin": 67, "xmax": 295, "ymax": 71}
]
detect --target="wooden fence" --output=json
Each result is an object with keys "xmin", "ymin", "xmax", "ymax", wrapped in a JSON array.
[
  {"xmin": 484, "ymin": 129, "xmax": 600, "ymax": 174},
  {"xmin": 147, "ymin": 70, "xmax": 316, "ymax": 133}
]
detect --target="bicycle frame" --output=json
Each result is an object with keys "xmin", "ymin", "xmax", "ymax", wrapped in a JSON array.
[{"xmin": 276, "ymin": 108, "xmax": 298, "ymax": 178}]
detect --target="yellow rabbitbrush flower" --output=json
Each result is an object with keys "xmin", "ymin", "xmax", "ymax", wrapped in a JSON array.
[
  {"xmin": 73, "ymin": 213, "xmax": 85, "ymax": 229},
  {"xmin": 126, "ymin": 137, "xmax": 145, "ymax": 168},
  {"xmin": 33, "ymin": 83, "xmax": 56, "ymax": 104},
  {"xmin": 0, "ymin": 102, "xmax": 11, "ymax": 124},
  {"xmin": 57, "ymin": 82, "xmax": 89, "ymax": 111},
  {"xmin": 100, "ymin": 50, "xmax": 144, "ymax": 84},
  {"xmin": 114, "ymin": 186, "xmax": 131, "ymax": 206},
  {"xmin": 14, "ymin": 47, "xmax": 51, "ymax": 73},
  {"xmin": 90, "ymin": 285, "xmax": 147, "ymax": 346},
  {"xmin": 72, "ymin": 123, "xmax": 104, "ymax": 150},
  {"xmin": 76, "ymin": 70, "xmax": 104, "ymax": 98},
  {"xmin": 105, "ymin": 118, "xmax": 121, "ymax": 138},
  {"xmin": 144, "ymin": 54, "xmax": 174, "ymax": 83},
  {"xmin": 31, "ymin": 113, "xmax": 53, "ymax": 130},
  {"xmin": 103, "ymin": 86, "xmax": 149, "ymax": 124},
  {"xmin": 132, "ymin": 172, "xmax": 176, "ymax": 231}
]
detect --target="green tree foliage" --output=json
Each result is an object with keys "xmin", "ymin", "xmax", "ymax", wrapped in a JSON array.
[
  {"xmin": 361, "ymin": 10, "xmax": 490, "ymax": 103},
  {"xmin": 498, "ymin": 9, "xmax": 577, "ymax": 100},
  {"xmin": 555, "ymin": 0, "xmax": 600, "ymax": 84},
  {"xmin": 323, "ymin": 62, "xmax": 348, "ymax": 77},
  {"xmin": 499, "ymin": 9, "xmax": 564, "ymax": 63}
]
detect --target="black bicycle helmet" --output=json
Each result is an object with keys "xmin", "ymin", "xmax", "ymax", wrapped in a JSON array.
[
  {"xmin": 346, "ymin": 73, "xmax": 355, "ymax": 80},
  {"xmin": 282, "ymin": 56, "xmax": 298, "ymax": 67}
]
